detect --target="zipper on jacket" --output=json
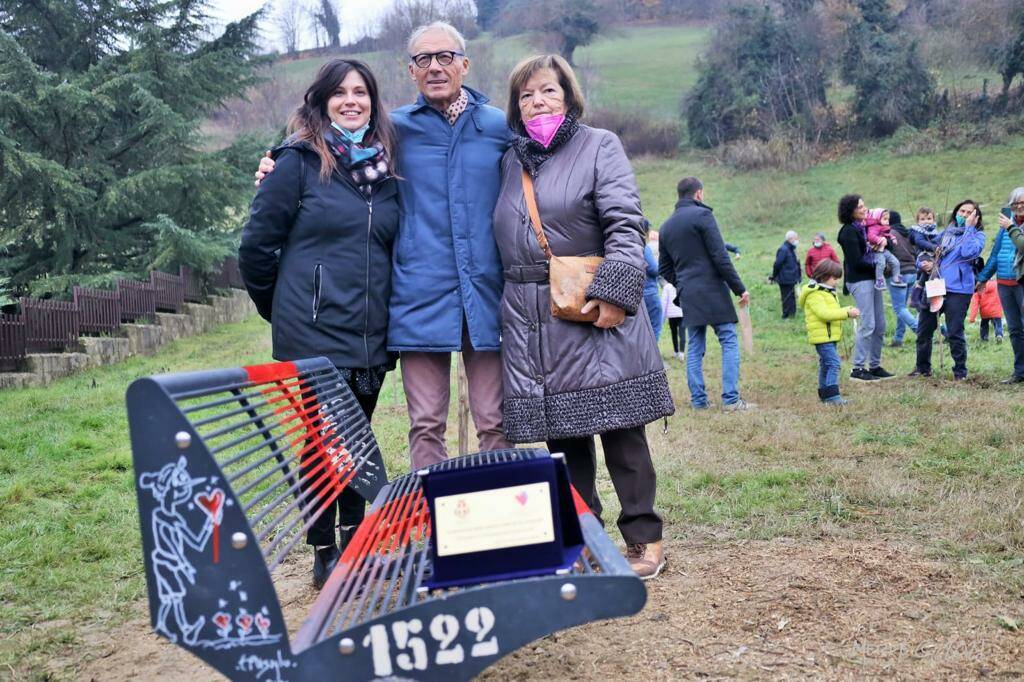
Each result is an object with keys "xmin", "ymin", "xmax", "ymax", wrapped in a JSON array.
[
  {"xmin": 363, "ymin": 197, "xmax": 373, "ymax": 366},
  {"xmin": 312, "ymin": 263, "xmax": 323, "ymax": 323}
]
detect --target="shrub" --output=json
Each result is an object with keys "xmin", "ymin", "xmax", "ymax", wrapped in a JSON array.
[
  {"xmin": 718, "ymin": 130, "xmax": 818, "ymax": 172},
  {"xmin": 585, "ymin": 108, "xmax": 681, "ymax": 157}
]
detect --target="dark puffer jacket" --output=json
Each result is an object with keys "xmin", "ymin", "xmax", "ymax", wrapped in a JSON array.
[
  {"xmin": 238, "ymin": 141, "xmax": 400, "ymax": 368},
  {"xmin": 492, "ymin": 125, "xmax": 674, "ymax": 443}
]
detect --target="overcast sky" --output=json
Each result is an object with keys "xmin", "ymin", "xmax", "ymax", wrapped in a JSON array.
[{"xmin": 208, "ymin": 0, "xmax": 399, "ymax": 52}]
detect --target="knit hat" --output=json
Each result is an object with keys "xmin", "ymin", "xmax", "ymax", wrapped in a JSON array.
[
  {"xmin": 814, "ymin": 232, "xmax": 827, "ymax": 241},
  {"xmin": 888, "ymin": 210, "xmax": 903, "ymax": 228}
]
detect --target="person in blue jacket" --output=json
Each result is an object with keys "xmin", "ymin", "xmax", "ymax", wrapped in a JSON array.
[
  {"xmin": 981, "ymin": 187, "xmax": 1024, "ymax": 383},
  {"xmin": 256, "ymin": 22, "xmax": 513, "ymax": 470},
  {"xmin": 770, "ymin": 231, "xmax": 802, "ymax": 318},
  {"xmin": 910, "ymin": 200, "xmax": 986, "ymax": 380},
  {"xmin": 643, "ymin": 238, "xmax": 662, "ymax": 340}
]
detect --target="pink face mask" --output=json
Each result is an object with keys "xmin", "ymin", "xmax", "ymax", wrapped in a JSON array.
[{"xmin": 524, "ymin": 113, "xmax": 565, "ymax": 148}]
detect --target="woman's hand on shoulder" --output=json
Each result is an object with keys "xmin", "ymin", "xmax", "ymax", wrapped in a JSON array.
[
  {"xmin": 581, "ymin": 299, "xmax": 626, "ymax": 329},
  {"xmin": 254, "ymin": 150, "xmax": 275, "ymax": 187}
]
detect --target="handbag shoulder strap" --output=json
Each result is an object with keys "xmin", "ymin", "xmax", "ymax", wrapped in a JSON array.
[{"xmin": 521, "ymin": 169, "xmax": 553, "ymax": 260}]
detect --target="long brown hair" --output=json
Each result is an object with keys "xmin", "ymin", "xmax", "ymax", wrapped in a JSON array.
[{"xmin": 287, "ymin": 59, "xmax": 398, "ymax": 183}]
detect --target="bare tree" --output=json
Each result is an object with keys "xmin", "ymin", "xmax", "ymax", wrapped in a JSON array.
[
  {"xmin": 312, "ymin": 0, "xmax": 342, "ymax": 49},
  {"xmin": 273, "ymin": 0, "xmax": 303, "ymax": 53}
]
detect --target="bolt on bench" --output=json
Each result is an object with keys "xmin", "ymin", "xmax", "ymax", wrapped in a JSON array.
[{"xmin": 127, "ymin": 357, "xmax": 646, "ymax": 680}]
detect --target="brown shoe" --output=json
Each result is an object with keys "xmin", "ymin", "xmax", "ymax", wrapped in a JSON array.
[{"xmin": 626, "ymin": 541, "xmax": 666, "ymax": 580}]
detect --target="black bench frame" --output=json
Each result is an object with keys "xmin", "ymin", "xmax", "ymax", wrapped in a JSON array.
[{"xmin": 128, "ymin": 357, "xmax": 646, "ymax": 680}]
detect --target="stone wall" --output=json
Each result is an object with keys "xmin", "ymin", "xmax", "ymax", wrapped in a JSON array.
[{"xmin": 1, "ymin": 290, "xmax": 256, "ymax": 389}]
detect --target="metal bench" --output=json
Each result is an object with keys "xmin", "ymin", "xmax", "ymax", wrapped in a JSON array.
[{"xmin": 127, "ymin": 357, "xmax": 646, "ymax": 681}]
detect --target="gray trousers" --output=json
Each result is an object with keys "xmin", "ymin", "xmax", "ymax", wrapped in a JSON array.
[{"xmin": 848, "ymin": 280, "xmax": 886, "ymax": 369}]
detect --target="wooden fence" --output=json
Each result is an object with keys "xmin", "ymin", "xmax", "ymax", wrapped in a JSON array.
[
  {"xmin": 150, "ymin": 270, "xmax": 185, "ymax": 313},
  {"xmin": 22, "ymin": 298, "xmax": 80, "ymax": 353},
  {"xmin": 74, "ymin": 286, "xmax": 122, "ymax": 335},
  {"xmin": 0, "ymin": 259, "xmax": 246, "ymax": 373}
]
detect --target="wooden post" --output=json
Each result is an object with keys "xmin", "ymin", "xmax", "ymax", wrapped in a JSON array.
[{"xmin": 457, "ymin": 354, "xmax": 470, "ymax": 455}]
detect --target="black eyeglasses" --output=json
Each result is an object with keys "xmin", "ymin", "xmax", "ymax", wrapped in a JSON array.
[{"xmin": 410, "ymin": 50, "xmax": 464, "ymax": 69}]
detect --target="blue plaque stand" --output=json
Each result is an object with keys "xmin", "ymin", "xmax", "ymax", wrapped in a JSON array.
[{"xmin": 421, "ymin": 453, "xmax": 584, "ymax": 590}]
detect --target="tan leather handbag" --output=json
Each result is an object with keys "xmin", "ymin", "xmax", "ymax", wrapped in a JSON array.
[{"xmin": 521, "ymin": 169, "xmax": 602, "ymax": 323}]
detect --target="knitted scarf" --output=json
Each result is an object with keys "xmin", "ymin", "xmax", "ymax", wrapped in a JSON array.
[
  {"xmin": 325, "ymin": 125, "xmax": 390, "ymax": 197},
  {"xmin": 511, "ymin": 113, "xmax": 580, "ymax": 176}
]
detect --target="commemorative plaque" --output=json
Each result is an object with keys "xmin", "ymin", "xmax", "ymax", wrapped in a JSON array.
[{"xmin": 421, "ymin": 453, "xmax": 584, "ymax": 590}]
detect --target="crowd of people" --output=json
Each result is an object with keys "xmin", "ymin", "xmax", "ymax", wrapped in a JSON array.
[
  {"xmin": 236, "ymin": 19, "xmax": 1024, "ymax": 589},
  {"xmin": 755, "ymin": 195, "xmax": 1024, "ymax": 404},
  {"xmin": 243, "ymin": 22, "xmax": 671, "ymax": 585}
]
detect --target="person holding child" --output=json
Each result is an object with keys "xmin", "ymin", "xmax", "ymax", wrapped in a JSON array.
[
  {"xmin": 836, "ymin": 194, "xmax": 894, "ymax": 382},
  {"xmin": 799, "ymin": 260, "xmax": 860, "ymax": 405},
  {"xmin": 910, "ymin": 200, "xmax": 986, "ymax": 380}
]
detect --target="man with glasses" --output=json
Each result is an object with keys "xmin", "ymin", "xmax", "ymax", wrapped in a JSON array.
[
  {"xmin": 388, "ymin": 22, "xmax": 512, "ymax": 468},
  {"xmin": 257, "ymin": 22, "xmax": 512, "ymax": 469}
]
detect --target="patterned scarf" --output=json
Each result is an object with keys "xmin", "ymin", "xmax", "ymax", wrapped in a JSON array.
[
  {"xmin": 511, "ymin": 113, "xmax": 581, "ymax": 176},
  {"xmin": 325, "ymin": 124, "xmax": 390, "ymax": 197},
  {"xmin": 444, "ymin": 88, "xmax": 469, "ymax": 125}
]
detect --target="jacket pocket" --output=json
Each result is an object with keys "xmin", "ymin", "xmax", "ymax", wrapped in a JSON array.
[{"xmin": 312, "ymin": 263, "xmax": 323, "ymax": 323}]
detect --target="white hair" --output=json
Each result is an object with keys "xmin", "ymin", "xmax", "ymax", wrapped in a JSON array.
[
  {"xmin": 406, "ymin": 21, "xmax": 467, "ymax": 56},
  {"xmin": 786, "ymin": 230, "xmax": 798, "ymax": 241},
  {"xmin": 1009, "ymin": 187, "xmax": 1024, "ymax": 205}
]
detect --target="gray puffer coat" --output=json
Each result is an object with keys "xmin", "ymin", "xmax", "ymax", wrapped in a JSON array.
[{"xmin": 493, "ymin": 125, "xmax": 675, "ymax": 443}]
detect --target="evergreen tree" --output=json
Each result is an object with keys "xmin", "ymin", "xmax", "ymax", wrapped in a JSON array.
[
  {"xmin": 840, "ymin": 0, "xmax": 935, "ymax": 137},
  {"xmin": 685, "ymin": 2, "xmax": 830, "ymax": 148},
  {"xmin": 0, "ymin": 2, "xmax": 269, "ymax": 297}
]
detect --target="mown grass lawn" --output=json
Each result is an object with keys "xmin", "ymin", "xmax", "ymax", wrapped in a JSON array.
[{"xmin": 3, "ymin": 137, "xmax": 1024, "ymax": 677}]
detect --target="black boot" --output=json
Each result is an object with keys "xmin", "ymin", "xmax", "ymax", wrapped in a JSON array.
[
  {"xmin": 312, "ymin": 544, "xmax": 340, "ymax": 589},
  {"xmin": 338, "ymin": 525, "xmax": 358, "ymax": 555}
]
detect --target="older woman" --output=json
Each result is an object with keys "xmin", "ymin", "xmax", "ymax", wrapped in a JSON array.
[
  {"xmin": 910, "ymin": 200, "xmax": 986, "ymax": 380},
  {"xmin": 238, "ymin": 59, "xmax": 400, "ymax": 588},
  {"xmin": 982, "ymin": 187, "xmax": 1024, "ymax": 383},
  {"xmin": 492, "ymin": 55, "xmax": 674, "ymax": 579}
]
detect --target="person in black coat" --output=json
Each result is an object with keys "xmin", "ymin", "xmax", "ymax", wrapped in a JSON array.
[
  {"xmin": 770, "ymin": 231, "xmax": 801, "ymax": 318},
  {"xmin": 835, "ymin": 193, "xmax": 894, "ymax": 382},
  {"xmin": 238, "ymin": 59, "xmax": 400, "ymax": 589},
  {"xmin": 659, "ymin": 177, "xmax": 752, "ymax": 411}
]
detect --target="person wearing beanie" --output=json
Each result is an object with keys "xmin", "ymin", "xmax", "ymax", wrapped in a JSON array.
[
  {"xmin": 885, "ymin": 210, "xmax": 920, "ymax": 346},
  {"xmin": 805, "ymin": 231, "xmax": 841, "ymax": 279},
  {"xmin": 864, "ymin": 208, "xmax": 905, "ymax": 291}
]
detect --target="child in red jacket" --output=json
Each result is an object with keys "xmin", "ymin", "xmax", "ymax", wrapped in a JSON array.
[{"xmin": 969, "ymin": 279, "xmax": 1004, "ymax": 342}]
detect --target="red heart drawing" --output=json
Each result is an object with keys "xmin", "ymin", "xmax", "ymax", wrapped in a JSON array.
[
  {"xmin": 515, "ymin": 491, "xmax": 528, "ymax": 506},
  {"xmin": 196, "ymin": 489, "xmax": 224, "ymax": 523},
  {"xmin": 255, "ymin": 614, "xmax": 270, "ymax": 636},
  {"xmin": 236, "ymin": 613, "xmax": 253, "ymax": 635},
  {"xmin": 213, "ymin": 612, "xmax": 231, "ymax": 633}
]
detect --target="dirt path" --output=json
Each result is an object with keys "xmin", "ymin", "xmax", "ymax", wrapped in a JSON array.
[{"xmin": 64, "ymin": 538, "xmax": 1023, "ymax": 680}]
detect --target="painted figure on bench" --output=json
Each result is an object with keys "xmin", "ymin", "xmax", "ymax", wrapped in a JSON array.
[
  {"xmin": 239, "ymin": 59, "xmax": 401, "ymax": 588},
  {"xmin": 139, "ymin": 456, "xmax": 221, "ymax": 645},
  {"xmin": 255, "ymin": 22, "xmax": 513, "ymax": 472},
  {"xmin": 492, "ymin": 55, "xmax": 673, "ymax": 579}
]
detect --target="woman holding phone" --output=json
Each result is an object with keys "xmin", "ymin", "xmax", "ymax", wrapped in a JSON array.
[
  {"xmin": 981, "ymin": 188, "xmax": 1024, "ymax": 383},
  {"xmin": 238, "ymin": 59, "xmax": 400, "ymax": 588},
  {"xmin": 911, "ymin": 200, "xmax": 986, "ymax": 380}
]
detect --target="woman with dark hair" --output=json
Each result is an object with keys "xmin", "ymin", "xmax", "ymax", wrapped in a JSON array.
[
  {"xmin": 238, "ymin": 59, "xmax": 400, "ymax": 588},
  {"xmin": 493, "ymin": 54, "xmax": 674, "ymax": 579},
  {"xmin": 836, "ymin": 194, "xmax": 894, "ymax": 382},
  {"xmin": 911, "ymin": 199, "xmax": 986, "ymax": 380}
]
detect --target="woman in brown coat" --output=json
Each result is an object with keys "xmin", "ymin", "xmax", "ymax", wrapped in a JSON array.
[{"xmin": 492, "ymin": 54, "xmax": 674, "ymax": 578}]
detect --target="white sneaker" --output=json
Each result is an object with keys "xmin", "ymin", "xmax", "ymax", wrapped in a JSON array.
[{"xmin": 674, "ymin": 352, "xmax": 684, "ymax": 361}]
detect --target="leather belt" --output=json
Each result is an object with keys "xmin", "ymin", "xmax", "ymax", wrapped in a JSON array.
[{"xmin": 503, "ymin": 263, "xmax": 549, "ymax": 283}]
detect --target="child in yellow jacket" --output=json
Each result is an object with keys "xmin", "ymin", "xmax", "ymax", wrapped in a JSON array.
[{"xmin": 799, "ymin": 260, "xmax": 860, "ymax": 405}]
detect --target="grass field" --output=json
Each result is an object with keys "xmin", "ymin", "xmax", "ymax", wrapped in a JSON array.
[{"xmin": 3, "ymin": 136, "xmax": 1024, "ymax": 677}]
